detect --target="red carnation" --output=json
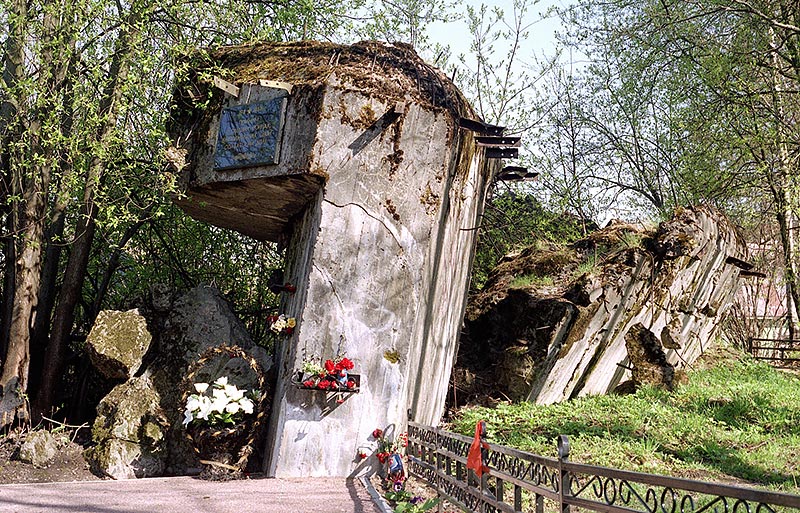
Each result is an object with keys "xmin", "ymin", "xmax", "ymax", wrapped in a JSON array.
[
  {"xmin": 324, "ymin": 359, "xmax": 335, "ymax": 373},
  {"xmin": 303, "ymin": 380, "xmax": 316, "ymax": 388},
  {"xmin": 339, "ymin": 357, "xmax": 354, "ymax": 370},
  {"xmin": 347, "ymin": 380, "xmax": 356, "ymax": 389},
  {"xmin": 318, "ymin": 379, "xmax": 331, "ymax": 390},
  {"xmin": 377, "ymin": 452, "xmax": 389, "ymax": 464},
  {"xmin": 372, "ymin": 428, "xmax": 383, "ymax": 439},
  {"xmin": 328, "ymin": 380, "xmax": 339, "ymax": 390}
]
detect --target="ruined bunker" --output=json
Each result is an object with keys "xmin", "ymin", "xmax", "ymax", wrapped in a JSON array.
[{"xmin": 168, "ymin": 41, "xmax": 505, "ymax": 477}]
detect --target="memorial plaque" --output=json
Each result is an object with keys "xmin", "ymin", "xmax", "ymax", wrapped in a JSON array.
[{"xmin": 214, "ymin": 97, "xmax": 286, "ymax": 170}]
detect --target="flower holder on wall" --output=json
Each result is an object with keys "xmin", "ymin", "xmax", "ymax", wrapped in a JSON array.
[
  {"xmin": 292, "ymin": 371, "xmax": 360, "ymax": 394},
  {"xmin": 292, "ymin": 356, "xmax": 359, "ymax": 394}
]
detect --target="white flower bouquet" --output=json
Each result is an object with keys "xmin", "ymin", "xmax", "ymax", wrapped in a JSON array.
[{"xmin": 182, "ymin": 376, "xmax": 258, "ymax": 427}]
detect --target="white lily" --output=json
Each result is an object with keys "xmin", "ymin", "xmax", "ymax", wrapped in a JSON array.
[
  {"xmin": 224, "ymin": 384, "xmax": 244, "ymax": 401},
  {"xmin": 186, "ymin": 395, "xmax": 202, "ymax": 411},
  {"xmin": 193, "ymin": 382, "xmax": 209, "ymax": 394},
  {"xmin": 214, "ymin": 376, "xmax": 229, "ymax": 387},
  {"xmin": 239, "ymin": 397, "xmax": 254, "ymax": 414},
  {"xmin": 210, "ymin": 395, "xmax": 229, "ymax": 413}
]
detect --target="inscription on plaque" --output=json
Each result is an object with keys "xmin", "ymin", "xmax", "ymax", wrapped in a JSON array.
[{"xmin": 214, "ymin": 97, "xmax": 286, "ymax": 170}]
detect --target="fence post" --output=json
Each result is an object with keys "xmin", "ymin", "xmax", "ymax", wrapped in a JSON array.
[{"xmin": 557, "ymin": 435, "xmax": 571, "ymax": 513}]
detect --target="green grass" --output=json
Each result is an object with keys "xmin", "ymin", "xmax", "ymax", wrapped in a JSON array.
[
  {"xmin": 447, "ymin": 353, "xmax": 800, "ymax": 493},
  {"xmin": 509, "ymin": 274, "xmax": 554, "ymax": 289}
]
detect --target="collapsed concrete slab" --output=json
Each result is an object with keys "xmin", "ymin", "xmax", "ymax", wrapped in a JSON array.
[
  {"xmin": 460, "ymin": 206, "xmax": 748, "ymax": 405},
  {"xmin": 168, "ymin": 41, "xmax": 501, "ymax": 477}
]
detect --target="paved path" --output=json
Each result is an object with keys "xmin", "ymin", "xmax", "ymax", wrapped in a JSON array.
[{"xmin": 0, "ymin": 476, "xmax": 384, "ymax": 513}]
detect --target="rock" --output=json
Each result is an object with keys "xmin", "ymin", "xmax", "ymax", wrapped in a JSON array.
[
  {"xmin": 18, "ymin": 430, "xmax": 59, "ymax": 468},
  {"xmin": 86, "ymin": 375, "xmax": 167, "ymax": 479},
  {"xmin": 86, "ymin": 309, "xmax": 152, "ymax": 379},
  {"xmin": 87, "ymin": 285, "xmax": 271, "ymax": 478},
  {"xmin": 459, "ymin": 206, "xmax": 747, "ymax": 404}
]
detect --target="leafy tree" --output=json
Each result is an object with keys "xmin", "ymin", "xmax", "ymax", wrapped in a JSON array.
[
  {"xmin": 472, "ymin": 188, "xmax": 586, "ymax": 290},
  {"xmin": 0, "ymin": 0, "xmax": 386, "ymax": 426},
  {"xmin": 554, "ymin": 0, "xmax": 800, "ymax": 335}
]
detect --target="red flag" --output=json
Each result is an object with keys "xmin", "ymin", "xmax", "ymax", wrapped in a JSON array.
[{"xmin": 466, "ymin": 420, "xmax": 489, "ymax": 477}]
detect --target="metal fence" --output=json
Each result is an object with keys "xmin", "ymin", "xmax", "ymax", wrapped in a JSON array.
[
  {"xmin": 407, "ymin": 421, "xmax": 800, "ymax": 513},
  {"xmin": 748, "ymin": 338, "xmax": 800, "ymax": 368}
]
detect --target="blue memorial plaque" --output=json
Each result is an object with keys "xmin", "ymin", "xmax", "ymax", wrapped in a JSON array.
[{"xmin": 214, "ymin": 97, "xmax": 286, "ymax": 170}]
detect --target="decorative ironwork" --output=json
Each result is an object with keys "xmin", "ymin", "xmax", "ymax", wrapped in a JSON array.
[
  {"xmin": 407, "ymin": 422, "xmax": 800, "ymax": 513},
  {"xmin": 563, "ymin": 465, "xmax": 790, "ymax": 513}
]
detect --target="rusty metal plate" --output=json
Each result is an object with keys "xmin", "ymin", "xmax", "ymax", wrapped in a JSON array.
[{"xmin": 214, "ymin": 97, "xmax": 286, "ymax": 170}]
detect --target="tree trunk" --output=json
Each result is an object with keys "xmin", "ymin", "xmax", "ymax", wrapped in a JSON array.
[
  {"xmin": 0, "ymin": 0, "xmax": 41, "ymax": 428},
  {"xmin": 89, "ymin": 216, "xmax": 149, "ymax": 323},
  {"xmin": 34, "ymin": 3, "xmax": 146, "ymax": 416},
  {"xmin": 28, "ymin": 52, "xmax": 77, "ymax": 399},
  {"xmin": 769, "ymin": 27, "xmax": 800, "ymax": 340}
]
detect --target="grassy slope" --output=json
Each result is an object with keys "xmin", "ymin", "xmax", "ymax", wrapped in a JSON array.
[{"xmin": 448, "ymin": 347, "xmax": 800, "ymax": 493}]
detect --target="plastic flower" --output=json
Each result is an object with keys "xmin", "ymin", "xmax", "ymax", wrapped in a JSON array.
[
  {"xmin": 239, "ymin": 397, "xmax": 254, "ymax": 414},
  {"xmin": 224, "ymin": 384, "xmax": 244, "ymax": 401},
  {"xmin": 373, "ymin": 428, "xmax": 383, "ymax": 439},
  {"xmin": 183, "ymin": 378, "xmax": 257, "ymax": 427}
]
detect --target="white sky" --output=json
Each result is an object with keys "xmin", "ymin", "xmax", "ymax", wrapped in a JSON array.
[{"xmin": 425, "ymin": 0, "xmax": 566, "ymax": 63}]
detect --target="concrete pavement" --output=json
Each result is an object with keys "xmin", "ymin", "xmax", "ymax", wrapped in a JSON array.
[{"xmin": 0, "ymin": 476, "xmax": 385, "ymax": 513}]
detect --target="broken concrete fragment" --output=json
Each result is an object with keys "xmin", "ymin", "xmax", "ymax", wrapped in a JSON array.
[
  {"xmin": 88, "ymin": 285, "xmax": 271, "ymax": 478},
  {"xmin": 86, "ymin": 309, "xmax": 151, "ymax": 380},
  {"xmin": 85, "ymin": 375, "xmax": 167, "ymax": 479},
  {"xmin": 169, "ymin": 41, "xmax": 498, "ymax": 477},
  {"xmin": 459, "ymin": 206, "xmax": 747, "ymax": 405}
]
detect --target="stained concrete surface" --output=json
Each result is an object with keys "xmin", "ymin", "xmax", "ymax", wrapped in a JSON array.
[{"xmin": 0, "ymin": 476, "xmax": 382, "ymax": 513}]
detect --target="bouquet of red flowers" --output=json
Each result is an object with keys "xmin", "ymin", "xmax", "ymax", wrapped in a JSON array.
[{"xmin": 297, "ymin": 356, "xmax": 357, "ymax": 391}]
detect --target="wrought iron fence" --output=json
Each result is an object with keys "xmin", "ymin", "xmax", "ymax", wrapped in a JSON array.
[
  {"xmin": 406, "ymin": 421, "xmax": 800, "ymax": 513},
  {"xmin": 748, "ymin": 338, "xmax": 800, "ymax": 368}
]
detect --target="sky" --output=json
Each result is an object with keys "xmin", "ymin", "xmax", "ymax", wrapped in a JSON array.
[{"xmin": 425, "ymin": 0, "xmax": 566, "ymax": 63}]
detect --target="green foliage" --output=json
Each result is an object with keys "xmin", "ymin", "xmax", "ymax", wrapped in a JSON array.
[
  {"xmin": 472, "ymin": 189, "xmax": 586, "ymax": 290},
  {"xmin": 509, "ymin": 274, "xmax": 553, "ymax": 289},
  {"xmin": 449, "ymin": 352, "xmax": 800, "ymax": 492},
  {"xmin": 385, "ymin": 491, "xmax": 440, "ymax": 513}
]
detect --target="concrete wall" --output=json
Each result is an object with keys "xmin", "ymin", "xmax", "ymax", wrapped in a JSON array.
[
  {"xmin": 264, "ymin": 88, "xmax": 492, "ymax": 477},
  {"xmin": 171, "ymin": 42, "xmax": 498, "ymax": 477}
]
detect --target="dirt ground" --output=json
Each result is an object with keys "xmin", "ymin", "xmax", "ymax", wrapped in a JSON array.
[{"xmin": 0, "ymin": 428, "xmax": 100, "ymax": 484}]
